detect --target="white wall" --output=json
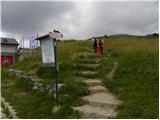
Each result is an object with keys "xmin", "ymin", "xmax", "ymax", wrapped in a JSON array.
[{"xmin": 1, "ymin": 44, "xmax": 17, "ymax": 53}]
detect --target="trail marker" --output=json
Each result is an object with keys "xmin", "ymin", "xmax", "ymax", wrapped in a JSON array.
[{"xmin": 35, "ymin": 30, "xmax": 63, "ymax": 107}]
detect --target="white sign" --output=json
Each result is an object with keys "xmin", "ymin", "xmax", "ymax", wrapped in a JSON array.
[
  {"xmin": 40, "ymin": 38, "xmax": 55, "ymax": 67},
  {"xmin": 49, "ymin": 32, "xmax": 63, "ymax": 39},
  {"xmin": 30, "ymin": 35, "xmax": 38, "ymax": 49}
]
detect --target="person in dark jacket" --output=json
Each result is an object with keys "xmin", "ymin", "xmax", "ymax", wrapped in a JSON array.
[{"xmin": 92, "ymin": 37, "xmax": 97, "ymax": 53}]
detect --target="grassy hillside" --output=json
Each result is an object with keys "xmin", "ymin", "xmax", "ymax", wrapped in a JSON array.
[
  {"xmin": 98, "ymin": 36, "xmax": 159, "ymax": 118},
  {"xmin": 1, "ymin": 36, "xmax": 159, "ymax": 118}
]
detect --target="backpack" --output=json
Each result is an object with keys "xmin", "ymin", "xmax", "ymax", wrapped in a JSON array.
[{"xmin": 98, "ymin": 41, "xmax": 103, "ymax": 47}]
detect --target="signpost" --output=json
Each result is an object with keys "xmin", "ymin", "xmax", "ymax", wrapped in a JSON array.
[
  {"xmin": 49, "ymin": 30, "xmax": 63, "ymax": 107},
  {"xmin": 36, "ymin": 30, "xmax": 63, "ymax": 107},
  {"xmin": 40, "ymin": 38, "xmax": 55, "ymax": 67}
]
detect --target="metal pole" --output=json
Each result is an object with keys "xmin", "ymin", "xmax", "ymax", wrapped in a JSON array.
[
  {"xmin": 36, "ymin": 47, "xmax": 38, "ymax": 62},
  {"xmin": 53, "ymin": 38, "xmax": 59, "ymax": 107},
  {"xmin": 23, "ymin": 37, "xmax": 24, "ymax": 59},
  {"xmin": 32, "ymin": 48, "xmax": 33, "ymax": 64},
  {"xmin": 36, "ymin": 34, "xmax": 39, "ymax": 62},
  {"xmin": 23, "ymin": 36, "xmax": 24, "ymax": 49}
]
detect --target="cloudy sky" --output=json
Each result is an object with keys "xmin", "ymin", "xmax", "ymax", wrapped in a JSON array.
[{"xmin": 1, "ymin": 0, "xmax": 159, "ymax": 46}]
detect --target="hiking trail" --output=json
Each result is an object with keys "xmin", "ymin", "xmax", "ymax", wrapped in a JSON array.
[{"xmin": 73, "ymin": 51, "xmax": 122, "ymax": 119}]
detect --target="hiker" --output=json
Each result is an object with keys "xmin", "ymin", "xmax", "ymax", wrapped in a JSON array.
[
  {"xmin": 97, "ymin": 38, "xmax": 104, "ymax": 59},
  {"xmin": 92, "ymin": 37, "xmax": 97, "ymax": 53}
]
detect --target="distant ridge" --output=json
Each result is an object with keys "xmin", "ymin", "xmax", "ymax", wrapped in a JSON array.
[
  {"xmin": 87, "ymin": 33, "xmax": 159, "ymax": 40},
  {"xmin": 145, "ymin": 33, "xmax": 159, "ymax": 37},
  {"xmin": 109, "ymin": 34, "xmax": 134, "ymax": 37}
]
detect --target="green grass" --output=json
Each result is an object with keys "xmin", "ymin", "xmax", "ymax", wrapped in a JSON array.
[
  {"xmin": 98, "ymin": 36, "xmax": 158, "ymax": 118},
  {"xmin": 1, "ymin": 67, "xmax": 85, "ymax": 118},
  {"xmin": 112, "ymin": 52, "xmax": 158, "ymax": 118},
  {"xmin": 2, "ymin": 40, "xmax": 90, "ymax": 118},
  {"xmin": 1, "ymin": 70, "xmax": 55, "ymax": 118},
  {"xmin": 74, "ymin": 63, "xmax": 99, "ymax": 71}
]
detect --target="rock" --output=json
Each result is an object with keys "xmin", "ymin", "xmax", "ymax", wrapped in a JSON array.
[
  {"xmin": 58, "ymin": 83, "xmax": 65, "ymax": 89},
  {"xmin": 49, "ymin": 88, "xmax": 53, "ymax": 93},
  {"xmin": 82, "ymin": 92, "xmax": 122, "ymax": 109},
  {"xmin": 4, "ymin": 102, "xmax": 10, "ymax": 108},
  {"xmin": 52, "ymin": 106, "xmax": 61, "ymax": 113},
  {"xmin": 53, "ymin": 84, "xmax": 65, "ymax": 91},
  {"xmin": 31, "ymin": 78, "xmax": 39, "ymax": 81},
  {"xmin": 46, "ymin": 85, "xmax": 50, "ymax": 90},
  {"xmin": 38, "ymin": 83, "xmax": 42, "ymax": 87},
  {"xmin": 33, "ymin": 85, "xmax": 38, "ymax": 90},
  {"xmin": 1, "ymin": 97, "xmax": 5, "ymax": 102},
  {"xmin": 83, "ymin": 79, "xmax": 102, "ymax": 86},
  {"xmin": 73, "ymin": 105, "xmax": 117, "ymax": 119},
  {"xmin": 23, "ymin": 75, "xmax": 29, "ymax": 79},
  {"xmin": 1, "ymin": 112, "xmax": 7, "ymax": 119},
  {"xmin": 34, "ymin": 82, "xmax": 39, "ymax": 86},
  {"xmin": 1, "ymin": 97, "xmax": 18, "ymax": 119},
  {"xmin": 15, "ymin": 71, "xmax": 23, "ymax": 77},
  {"xmin": 7, "ymin": 105, "xmax": 13, "ymax": 110},
  {"xmin": 1, "ymin": 106, "xmax": 4, "ymax": 112},
  {"xmin": 12, "ymin": 115, "xmax": 18, "ymax": 119}
]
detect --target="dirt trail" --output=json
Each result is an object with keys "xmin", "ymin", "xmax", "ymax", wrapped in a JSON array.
[{"xmin": 106, "ymin": 62, "xmax": 118, "ymax": 80}]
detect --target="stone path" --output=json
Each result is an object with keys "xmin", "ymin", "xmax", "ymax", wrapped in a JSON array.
[
  {"xmin": 1, "ymin": 97, "xmax": 18, "ymax": 119},
  {"xmin": 7, "ymin": 69, "xmax": 65, "ymax": 93},
  {"xmin": 1, "ymin": 106, "xmax": 8, "ymax": 119},
  {"xmin": 73, "ymin": 53, "xmax": 121, "ymax": 119}
]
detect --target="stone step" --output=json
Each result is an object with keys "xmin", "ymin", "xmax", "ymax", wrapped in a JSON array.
[
  {"xmin": 78, "ymin": 59, "xmax": 100, "ymax": 64},
  {"xmin": 1, "ymin": 112, "xmax": 7, "ymax": 119},
  {"xmin": 89, "ymin": 86, "xmax": 107, "ymax": 94},
  {"xmin": 77, "ymin": 63, "xmax": 100, "ymax": 70},
  {"xmin": 81, "ymin": 63, "xmax": 100, "ymax": 67},
  {"xmin": 83, "ymin": 79, "xmax": 102, "ymax": 86},
  {"xmin": 82, "ymin": 92, "xmax": 122, "ymax": 109},
  {"xmin": 73, "ymin": 105, "xmax": 117, "ymax": 119},
  {"xmin": 75, "ymin": 64, "xmax": 99, "ymax": 71},
  {"xmin": 76, "ymin": 52, "xmax": 97, "ymax": 59},
  {"xmin": 1, "ymin": 106, "xmax": 4, "ymax": 112},
  {"xmin": 77, "ymin": 70, "xmax": 97, "ymax": 78},
  {"xmin": 80, "ymin": 70, "xmax": 97, "ymax": 74}
]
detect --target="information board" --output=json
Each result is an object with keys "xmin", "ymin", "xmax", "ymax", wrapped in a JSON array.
[{"xmin": 40, "ymin": 38, "xmax": 55, "ymax": 67}]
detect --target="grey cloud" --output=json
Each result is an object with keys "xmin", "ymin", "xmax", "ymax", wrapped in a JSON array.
[
  {"xmin": 87, "ymin": 1, "xmax": 158, "ymax": 36},
  {"xmin": 2, "ymin": 1, "xmax": 75, "ymax": 37},
  {"xmin": 1, "ymin": 1, "xmax": 159, "ymax": 41}
]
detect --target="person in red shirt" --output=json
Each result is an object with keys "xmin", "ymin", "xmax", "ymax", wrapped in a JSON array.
[{"xmin": 97, "ymin": 39, "xmax": 104, "ymax": 59}]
